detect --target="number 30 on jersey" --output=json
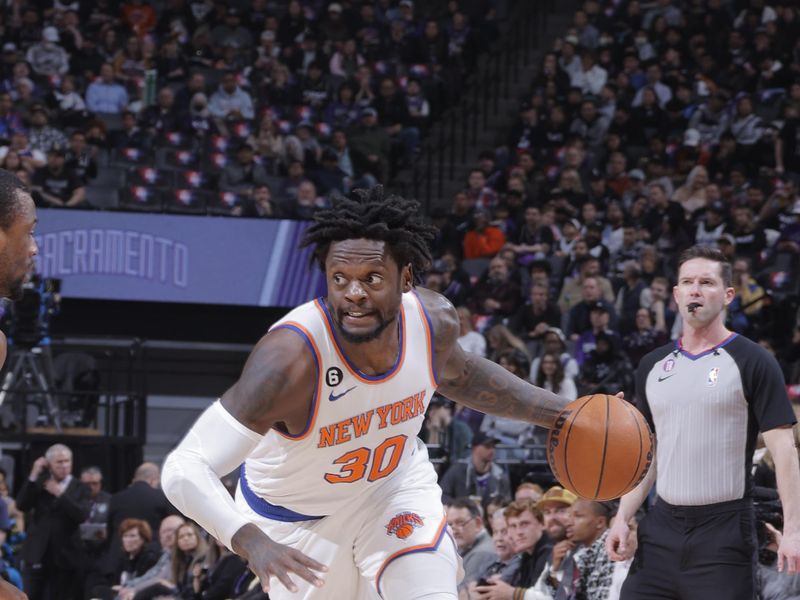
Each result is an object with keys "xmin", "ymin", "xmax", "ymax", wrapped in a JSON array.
[{"xmin": 324, "ymin": 435, "xmax": 407, "ymax": 484}]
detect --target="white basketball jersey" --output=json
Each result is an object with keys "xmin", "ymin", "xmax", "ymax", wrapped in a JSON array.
[{"xmin": 242, "ymin": 291, "xmax": 439, "ymax": 518}]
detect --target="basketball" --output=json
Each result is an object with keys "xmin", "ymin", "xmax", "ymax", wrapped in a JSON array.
[{"xmin": 547, "ymin": 394, "xmax": 654, "ymax": 501}]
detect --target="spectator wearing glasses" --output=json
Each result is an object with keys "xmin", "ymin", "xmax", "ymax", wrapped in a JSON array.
[{"xmin": 447, "ymin": 497, "xmax": 498, "ymax": 594}]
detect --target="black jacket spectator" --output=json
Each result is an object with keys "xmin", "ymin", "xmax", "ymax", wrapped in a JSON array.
[
  {"xmin": 138, "ymin": 89, "xmax": 183, "ymax": 138},
  {"xmin": 438, "ymin": 455, "xmax": 511, "ymax": 506},
  {"xmin": 17, "ymin": 470, "xmax": 91, "ymax": 600},
  {"xmin": 195, "ymin": 553, "xmax": 248, "ymax": 600},
  {"xmin": 471, "ymin": 258, "xmax": 522, "ymax": 320},
  {"xmin": 579, "ymin": 332, "xmax": 634, "ymax": 396},
  {"xmin": 567, "ymin": 298, "xmax": 618, "ymax": 339},
  {"xmin": 110, "ymin": 112, "xmax": 148, "ymax": 150},
  {"xmin": 511, "ymin": 534, "xmax": 552, "ymax": 588},
  {"xmin": 31, "ymin": 150, "xmax": 86, "ymax": 208},
  {"xmin": 107, "ymin": 465, "xmax": 175, "ymax": 551}
]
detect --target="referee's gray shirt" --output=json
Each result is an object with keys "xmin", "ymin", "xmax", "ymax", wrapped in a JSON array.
[{"xmin": 636, "ymin": 333, "xmax": 796, "ymax": 506}]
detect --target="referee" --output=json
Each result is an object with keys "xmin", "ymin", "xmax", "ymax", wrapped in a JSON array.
[{"xmin": 606, "ymin": 246, "xmax": 800, "ymax": 599}]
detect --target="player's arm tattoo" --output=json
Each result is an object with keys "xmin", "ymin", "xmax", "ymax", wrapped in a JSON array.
[
  {"xmin": 421, "ymin": 288, "xmax": 569, "ymax": 429},
  {"xmin": 437, "ymin": 351, "xmax": 569, "ymax": 429}
]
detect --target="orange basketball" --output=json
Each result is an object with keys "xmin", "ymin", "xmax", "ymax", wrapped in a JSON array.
[{"xmin": 547, "ymin": 394, "xmax": 654, "ymax": 501}]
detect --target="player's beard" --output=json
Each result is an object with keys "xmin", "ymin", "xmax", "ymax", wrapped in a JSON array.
[
  {"xmin": 337, "ymin": 311, "xmax": 396, "ymax": 344},
  {"xmin": 0, "ymin": 272, "xmax": 25, "ymax": 301}
]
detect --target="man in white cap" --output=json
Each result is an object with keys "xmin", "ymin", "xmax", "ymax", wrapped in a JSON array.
[{"xmin": 25, "ymin": 26, "xmax": 69, "ymax": 77}]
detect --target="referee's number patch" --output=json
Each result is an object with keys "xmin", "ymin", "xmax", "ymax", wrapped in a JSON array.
[{"xmin": 326, "ymin": 367, "xmax": 344, "ymax": 387}]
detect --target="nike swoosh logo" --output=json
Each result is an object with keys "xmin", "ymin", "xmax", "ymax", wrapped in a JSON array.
[
  {"xmin": 329, "ymin": 386, "xmax": 356, "ymax": 402},
  {"xmin": 657, "ymin": 375, "xmax": 675, "ymax": 382}
]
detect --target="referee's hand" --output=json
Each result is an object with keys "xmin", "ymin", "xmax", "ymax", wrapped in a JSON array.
[
  {"xmin": 606, "ymin": 519, "xmax": 636, "ymax": 561},
  {"xmin": 777, "ymin": 528, "xmax": 800, "ymax": 574}
]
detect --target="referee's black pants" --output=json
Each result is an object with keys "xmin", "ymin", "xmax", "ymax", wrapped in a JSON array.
[{"xmin": 621, "ymin": 496, "xmax": 757, "ymax": 600}]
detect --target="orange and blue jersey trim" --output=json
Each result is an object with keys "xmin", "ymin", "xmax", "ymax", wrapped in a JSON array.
[
  {"xmin": 270, "ymin": 322, "xmax": 322, "ymax": 440},
  {"xmin": 314, "ymin": 298, "xmax": 407, "ymax": 384},
  {"xmin": 411, "ymin": 290, "xmax": 439, "ymax": 388},
  {"xmin": 375, "ymin": 513, "xmax": 448, "ymax": 598}
]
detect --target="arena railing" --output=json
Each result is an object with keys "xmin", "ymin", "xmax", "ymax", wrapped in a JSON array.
[{"xmin": 410, "ymin": 0, "xmax": 556, "ymax": 211}]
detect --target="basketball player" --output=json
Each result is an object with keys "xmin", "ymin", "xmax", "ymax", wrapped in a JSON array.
[
  {"xmin": 0, "ymin": 169, "xmax": 40, "ymax": 600},
  {"xmin": 606, "ymin": 246, "xmax": 800, "ymax": 599},
  {"xmin": 162, "ymin": 188, "xmax": 572, "ymax": 599}
]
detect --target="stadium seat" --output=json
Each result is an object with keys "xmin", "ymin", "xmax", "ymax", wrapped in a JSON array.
[
  {"xmin": 92, "ymin": 167, "xmax": 126, "ymax": 188},
  {"xmin": 128, "ymin": 167, "xmax": 174, "ymax": 188},
  {"xmin": 85, "ymin": 186, "xmax": 119, "ymax": 210},
  {"xmin": 160, "ymin": 130, "xmax": 192, "ymax": 149},
  {"xmin": 176, "ymin": 169, "xmax": 214, "ymax": 190},
  {"xmin": 206, "ymin": 135, "xmax": 233, "ymax": 155},
  {"xmin": 119, "ymin": 186, "xmax": 164, "ymax": 212},
  {"xmin": 203, "ymin": 152, "xmax": 230, "ymax": 171},
  {"xmin": 462, "ymin": 258, "xmax": 490, "ymax": 281},
  {"xmin": 95, "ymin": 112, "xmax": 124, "ymax": 132},
  {"xmin": 110, "ymin": 147, "xmax": 151, "ymax": 168},
  {"xmin": 163, "ymin": 189, "xmax": 211, "ymax": 215},
  {"xmin": 206, "ymin": 191, "xmax": 240, "ymax": 216},
  {"xmin": 159, "ymin": 148, "xmax": 199, "ymax": 170}
]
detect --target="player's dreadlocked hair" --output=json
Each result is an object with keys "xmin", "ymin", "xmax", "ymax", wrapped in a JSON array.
[{"xmin": 300, "ymin": 186, "xmax": 437, "ymax": 278}]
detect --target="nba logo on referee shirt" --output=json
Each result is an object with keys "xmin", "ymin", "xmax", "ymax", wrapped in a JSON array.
[
  {"xmin": 663, "ymin": 359, "xmax": 675, "ymax": 372},
  {"xmin": 707, "ymin": 368, "xmax": 719, "ymax": 386}
]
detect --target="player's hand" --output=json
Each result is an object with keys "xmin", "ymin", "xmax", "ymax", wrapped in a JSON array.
[
  {"xmin": 606, "ymin": 517, "xmax": 636, "ymax": 561},
  {"xmin": 232, "ymin": 523, "xmax": 328, "ymax": 593},
  {"xmin": 776, "ymin": 528, "xmax": 800, "ymax": 574}
]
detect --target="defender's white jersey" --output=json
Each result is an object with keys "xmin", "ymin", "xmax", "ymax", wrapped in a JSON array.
[{"xmin": 242, "ymin": 291, "xmax": 440, "ymax": 519}]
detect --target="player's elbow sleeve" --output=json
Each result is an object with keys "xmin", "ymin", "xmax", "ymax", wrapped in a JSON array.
[{"xmin": 161, "ymin": 400, "xmax": 262, "ymax": 548}]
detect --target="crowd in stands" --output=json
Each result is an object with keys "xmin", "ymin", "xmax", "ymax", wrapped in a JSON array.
[
  {"xmin": 425, "ymin": 0, "xmax": 800, "ymax": 596},
  {"xmin": 4, "ymin": 0, "xmax": 800, "ymax": 599},
  {"xmin": 0, "ymin": 0, "xmax": 502, "ymax": 215},
  {"xmin": 2, "ymin": 438, "xmax": 796, "ymax": 600},
  {"xmin": 0, "ymin": 447, "xmax": 264, "ymax": 600},
  {"xmin": 422, "ymin": 0, "xmax": 800, "ymax": 429}
]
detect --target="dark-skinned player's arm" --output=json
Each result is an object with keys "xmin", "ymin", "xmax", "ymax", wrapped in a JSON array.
[
  {"xmin": 0, "ymin": 332, "xmax": 25, "ymax": 600},
  {"xmin": 162, "ymin": 328, "xmax": 328, "ymax": 594},
  {"xmin": 417, "ymin": 288, "xmax": 570, "ymax": 428}
]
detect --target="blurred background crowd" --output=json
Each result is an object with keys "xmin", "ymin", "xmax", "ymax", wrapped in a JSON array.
[{"xmin": 1, "ymin": 0, "xmax": 800, "ymax": 598}]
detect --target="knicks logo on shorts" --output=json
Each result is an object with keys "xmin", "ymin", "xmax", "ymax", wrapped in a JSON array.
[{"xmin": 385, "ymin": 511, "xmax": 424, "ymax": 539}]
